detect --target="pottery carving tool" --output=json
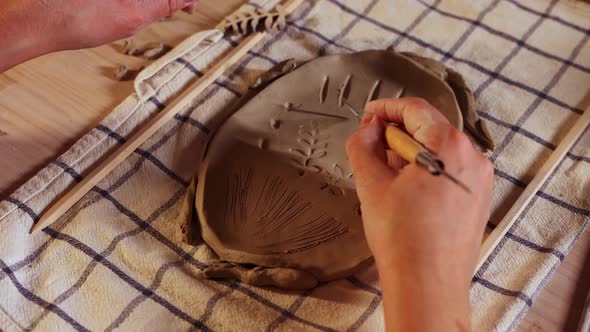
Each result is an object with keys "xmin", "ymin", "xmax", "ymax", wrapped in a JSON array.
[
  {"xmin": 384, "ymin": 124, "xmax": 472, "ymax": 193},
  {"xmin": 28, "ymin": 0, "xmax": 305, "ymax": 234}
]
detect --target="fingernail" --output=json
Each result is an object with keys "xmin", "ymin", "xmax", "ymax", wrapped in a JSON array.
[
  {"xmin": 370, "ymin": 114, "xmax": 378, "ymax": 124},
  {"xmin": 361, "ymin": 112, "xmax": 374, "ymax": 126}
]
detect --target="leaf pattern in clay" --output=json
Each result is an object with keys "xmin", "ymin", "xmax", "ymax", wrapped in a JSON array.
[{"xmin": 289, "ymin": 122, "xmax": 329, "ymax": 174}]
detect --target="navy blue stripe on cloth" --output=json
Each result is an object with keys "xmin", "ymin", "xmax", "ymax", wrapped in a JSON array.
[
  {"xmin": 441, "ymin": 0, "xmax": 501, "ymax": 63},
  {"xmin": 506, "ymin": 223, "xmax": 589, "ymax": 330},
  {"xmin": 96, "ymin": 124, "xmax": 127, "ymax": 144},
  {"xmin": 478, "ymin": 142, "xmax": 579, "ymax": 278},
  {"xmin": 230, "ymin": 282, "xmax": 337, "ymax": 332},
  {"xmin": 347, "ymin": 295, "xmax": 381, "ymax": 332},
  {"xmin": 266, "ymin": 289, "xmax": 313, "ymax": 331},
  {"xmin": 474, "ymin": 0, "xmax": 558, "ymax": 97},
  {"xmin": 42, "ymin": 228, "xmax": 211, "ymax": 331},
  {"xmin": 318, "ymin": 0, "xmax": 379, "ymax": 55},
  {"xmin": 347, "ymin": 276, "xmax": 382, "ymax": 296},
  {"xmin": 505, "ymin": 232, "xmax": 565, "ymax": 261},
  {"xmin": 0, "ymin": 259, "xmax": 91, "ymax": 332},
  {"xmin": 91, "ymin": 187, "xmax": 208, "ymax": 269},
  {"xmin": 148, "ymin": 96, "xmax": 166, "ymax": 111},
  {"xmin": 52, "ymin": 161, "xmax": 83, "ymax": 183},
  {"xmin": 95, "ymin": 124, "xmax": 190, "ymax": 187},
  {"xmin": 26, "ymin": 188, "xmax": 188, "ymax": 331},
  {"xmin": 197, "ymin": 284, "xmax": 237, "ymax": 325},
  {"xmin": 134, "ymin": 149, "xmax": 190, "ymax": 187},
  {"xmin": 4, "ymin": 197, "xmax": 39, "ymax": 223},
  {"xmin": 479, "ymin": 112, "xmax": 556, "ymax": 150},
  {"xmin": 175, "ymin": 58, "xmax": 204, "ymax": 76},
  {"xmin": 414, "ymin": 0, "xmax": 590, "ymax": 75},
  {"xmin": 481, "ymin": 110, "xmax": 590, "ymax": 164},
  {"xmin": 175, "ymin": 57, "xmax": 243, "ymax": 97},
  {"xmin": 472, "ymin": 276, "xmax": 533, "ymax": 306},
  {"xmin": 174, "ymin": 114, "xmax": 210, "ymax": 134},
  {"xmin": 321, "ymin": 0, "xmax": 584, "ymax": 115},
  {"xmin": 506, "ymin": 0, "xmax": 590, "ymax": 35},
  {"xmin": 494, "ymin": 168, "xmax": 590, "ymax": 217},
  {"xmin": 391, "ymin": 0, "xmax": 441, "ymax": 48},
  {"xmin": 104, "ymin": 248, "xmax": 202, "ymax": 332},
  {"xmin": 222, "ymin": 33, "xmax": 280, "ymax": 66},
  {"xmin": 0, "ymin": 65, "xmax": 222, "ymax": 296},
  {"xmin": 290, "ymin": 22, "xmax": 356, "ymax": 53}
]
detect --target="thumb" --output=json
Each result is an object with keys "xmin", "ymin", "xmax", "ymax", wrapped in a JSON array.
[{"xmin": 346, "ymin": 115, "xmax": 397, "ymax": 193}]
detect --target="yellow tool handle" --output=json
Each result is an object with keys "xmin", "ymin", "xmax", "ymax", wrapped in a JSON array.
[{"xmin": 384, "ymin": 124, "xmax": 426, "ymax": 163}]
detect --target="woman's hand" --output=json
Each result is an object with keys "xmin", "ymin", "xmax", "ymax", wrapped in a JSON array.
[
  {"xmin": 0, "ymin": 0, "xmax": 197, "ymax": 71},
  {"xmin": 346, "ymin": 98, "xmax": 494, "ymax": 331}
]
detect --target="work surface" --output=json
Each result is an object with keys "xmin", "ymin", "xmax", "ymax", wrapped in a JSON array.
[{"xmin": 0, "ymin": 0, "xmax": 588, "ymax": 330}]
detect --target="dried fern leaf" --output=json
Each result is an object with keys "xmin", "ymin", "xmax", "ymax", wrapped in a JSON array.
[{"xmin": 219, "ymin": 7, "xmax": 288, "ymax": 35}]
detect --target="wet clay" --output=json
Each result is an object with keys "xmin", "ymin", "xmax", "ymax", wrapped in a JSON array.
[
  {"xmin": 191, "ymin": 50, "xmax": 492, "ymax": 289},
  {"xmin": 203, "ymin": 262, "xmax": 319, "ymax": 290},
  {"xmin": 400, "ymin": 52, "xmax": 495, "ymax": 150}
]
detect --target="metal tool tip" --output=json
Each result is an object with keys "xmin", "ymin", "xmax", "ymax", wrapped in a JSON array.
[{"xmin": 442, "ymin": 172, "xmax": 472, "ymax": 194}]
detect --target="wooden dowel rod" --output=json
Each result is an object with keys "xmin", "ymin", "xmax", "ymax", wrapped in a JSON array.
[
  {"xmin": 30, "ymin": 0, "xmax": 305, "ymax": 234},
  {"xmin": 475, "ymin": 108, "xmax": 590, "ymax": 273}
]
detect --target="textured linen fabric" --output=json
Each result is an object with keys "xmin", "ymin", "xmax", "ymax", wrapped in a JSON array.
[{"xmin": 1, "ymin": 0, "xmax": 589, "ymax": 331}]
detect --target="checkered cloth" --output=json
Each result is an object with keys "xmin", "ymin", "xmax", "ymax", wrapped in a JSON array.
[{"xmin": 1, "ymin": 0, "xmax": 589, "ymax": 331}]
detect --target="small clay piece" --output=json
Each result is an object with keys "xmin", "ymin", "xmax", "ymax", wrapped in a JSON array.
[
  {"xmin": 122, "ymin": 39, "xmax": 143, "ymax": 56},
  {"xmin": 193, "ymin": 50, "xmax": 484, "ymax": 289},
  {"xmin": 338, "ymin": 74, "xmax": 352, "ymax": 108},
  {"xmin": 319, "ymin": 75, "xmax": 329, "ymax": 104},
  {"xmin": 251, "ymin": 59, "xmax": 297, "ymax": 90},
  {"xmin": 203, "ymin": 262, "xmax": 319, "ymax": 290},
  {"xmin": 364, "ymin": 80, "xmax": 381, "ymax": 110},
  {"xmin": 217, "ymin": 5, "xmax": 287, "ymax": 35},
  {"xmin": 114, "ymin": 64, "xmax": 141, "ymax": 81},
  {"xmin": 143, "ymin": 42, "xmax": 172, "ymax": 60}
]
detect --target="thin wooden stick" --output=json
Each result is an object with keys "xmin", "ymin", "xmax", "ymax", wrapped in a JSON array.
[
  {"xmin": 578, "ymin": 288, "xmax": 590, "ymax": 332},
  {"xmin": 30, "ymin": 0, "xmax": 305, "ymax": 234},
  {"xmin": 475, "ymin": 108, "xmax": 590, "ymax": 273}
]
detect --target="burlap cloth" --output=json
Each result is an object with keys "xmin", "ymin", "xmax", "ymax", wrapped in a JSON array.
[{"xmin": 1, "ymin": 0, "xmax": 589, "ymax": 331}]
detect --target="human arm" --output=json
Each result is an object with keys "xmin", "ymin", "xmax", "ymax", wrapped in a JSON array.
[
  {"xmin": 346, "ymin": 98, "xmax": 494, "ymax": 331},
  {"xmin": 0, "ymin": 0, "xmax": 197, "ymax": 72}
]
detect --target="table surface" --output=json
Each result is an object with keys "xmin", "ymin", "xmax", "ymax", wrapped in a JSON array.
[{"xmin": 0, "ymin": 1, "xmax": 587, "ymax": 330}]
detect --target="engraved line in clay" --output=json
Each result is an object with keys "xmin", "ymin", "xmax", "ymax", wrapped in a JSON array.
[
  {"xmin": 270, "ymin": 119, "xmax": 281, "ymax": 129},
  {"xmin": 319, "ymin": 75, "xmax": 329, "ymax": 104},
  {"xmin": 343, "ymin": 101, "xmax": 361, "ymax": 118},
  {"xmin": 364, "ymin": 80, "xmax": 381, "ymax": 109},
  {"xmin": 251, "ymin": 176, "xmax": 312, "ymax": 238},
  {"xmin": 277, "ymin": 103, "xmax": 347, "ymax": 120},
  {"xmin": 289, "ymin": 122, "xmax": 330, "ymax": 174},
  {"xmin": 258, "ymin": 215, "xmax": 349, "ymax": 254},
  {"xmin": 338, "ymin": 74, "xmax": 352, "ymax": 108},
  {"xmin": 225, "ymin": 169, "xmax": 253, "ymax": 225}
]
